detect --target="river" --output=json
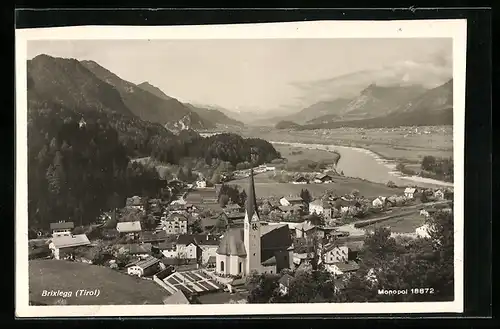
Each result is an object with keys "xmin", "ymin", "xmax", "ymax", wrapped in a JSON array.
[{"xmin": 271, "ymin": 141, "xmax": 453, "ymax": 188}]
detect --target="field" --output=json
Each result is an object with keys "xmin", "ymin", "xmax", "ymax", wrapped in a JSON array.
[
  {"xmin": 29, "ymin": 259, "xmax": 169, "ymax": 305},
  {"xmin": 230, "ymin": 172, "xmax": 403, "ymax": 199},
  {"xmin": 273, "ymin": 144, "xmax": 340, "ymax": 165},
  {"xmin": 229, "ymin": 126, "xmax": 453, "ymax": 165},
  {"xmin": 363, "ymin": 212, "xmax": 426, "ymax": 234}
]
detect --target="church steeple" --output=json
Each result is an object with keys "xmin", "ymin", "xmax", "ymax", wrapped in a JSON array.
[
  {"xmin": 244, "ymin": 167, "xmax": 261, "ymax": 275},
  {"xmin": 246, "ymin": 168, "xmax": 259, "ymax": 221}
]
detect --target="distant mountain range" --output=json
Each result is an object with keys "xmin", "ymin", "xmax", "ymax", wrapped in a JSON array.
[
  {"xmin": 276, "ymin": 79, "xmax": 453, "ymax": 130},
  {"xmin": 27, "ymin": 54, "xmax": 244, "ymax": 131},
  {"xmin": 137, "ymin": 82, "xmax": 244, "ymax": 128}
]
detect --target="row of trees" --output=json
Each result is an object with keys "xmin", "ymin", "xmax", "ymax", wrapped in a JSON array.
[
  {"xmin": 245, "ymin": 209, "xmax": 454, "ymax": 303},
  {"xmin": 421, "ymin": 155, "xmax": 454, "ymax": 182},
  {"xmin": 217, "ymin": 184, "xmax": 247, "ymax": 208}
]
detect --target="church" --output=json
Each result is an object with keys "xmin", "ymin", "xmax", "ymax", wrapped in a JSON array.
[{"xmin": 215, "ymin": 169, "xmax": 294, "ymax": 276}]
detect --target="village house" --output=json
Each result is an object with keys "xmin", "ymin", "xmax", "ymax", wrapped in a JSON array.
[
  {"xmin": 322, "ymin": 243, "xmax": 349, "ymax": 264},
  {"xmin": 415, "ymin": 224, "xmax": 432, "ymax": 238},
  {"xmin": 223, "ymin": 203, "xmax": 242, "ymax": 213},
  {"xmin": 278, "ymin": 273, "xmax": 294, "ymax": 296},
  {"xmin": 163, "ymin": 214, "xmax": 188, "ymax": 235},
  {"xmin": 313, "ymin": 174, "xmax": 334, "ymax": 184},
  {"xmin": 116, "ymin": 221, "xmax": 142, "ymax": 238},
  {"xmin": 78, "ymin": 117, "xmax": 86, "ymax": 128},
  {"xmin": 126, "ymin": 196, "xmax": 145, "ymax": 212},
  {"xmin": 192, "ymin": 234, "xmax": 220, "ymax": 264},
  {"xmin": 404, "ymin": 187, "xmax": 417, "ymax": 199},
  {"xmin": 278, "ymin": 205, "xmax": 303, "ymax": 216},
  {"xmin": 50, "ymin": 221, "xmax": 75, "ymax": 237},
  {"xmin": 280, "ymin": 196, "xmax": 304, "ymax": 207},
  {"xmin": 295, "ymin": 221, "xmax": 325, "ymax": 239},
  {"xmin": 175, "ymin": 234, "xmax": 201, "ymax": 261},
  {"xmin": 372, "ymin": 196, "xmax": 387, "ymax": 208},
  {"xmin": 48, "ymin": 233, "xmax": 91, "ymax": 260},
  {"xmin": 122, "ymin": 243, "xmax": 153, "ymax": 259},
  {"xmin": 434, "ymin": 189, "xmax": 445, "ymax": 200},
  {"xmin": 196, "ymin": 178, "xmax": 207, "ymax": 189},
  {"xmin": 158, "ymin": 241, "xmax": 177, "ymax": 258},
  {"xmin": 127, "ymin": 256, "xmax": 162, "ymax": 277},
  {"xmin": 292, "ymin": 176, "xmax": 309, "ymax": 184},
  {"xmin": 139, "ymin": 230, "xmax": 169, "ymax": 244},
  {"xmin": 325, "ymin": 260, "xmax": 360, "ymax": 277},
  {"xmin": 309, "ymin": 199, "xmax": 335, "ymax": 219}
]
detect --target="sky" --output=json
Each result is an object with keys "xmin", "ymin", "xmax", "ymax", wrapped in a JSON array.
[{"xmin": 27, "ymin": 38, "xmax": 452, "ymax": 112}]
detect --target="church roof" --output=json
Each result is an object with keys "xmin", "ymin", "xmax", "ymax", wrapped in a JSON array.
[
  {"xmin": 216, "ymin": 224, "xmax": 293, "ymax": 256},
  {"xmin": 246, "ymin": 168, "xmax": 259, "ymax": 220}
]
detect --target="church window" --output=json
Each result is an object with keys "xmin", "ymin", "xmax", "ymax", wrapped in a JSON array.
[
  {"xmin": 220, "ymin": 261, "xmax": 224, "ymax": 272},
  {"xmin": 239, "ymin": 262, "xmax": 242, "ymax": 273}
]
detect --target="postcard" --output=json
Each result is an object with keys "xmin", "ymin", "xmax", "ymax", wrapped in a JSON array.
[{"xmin": 15, "ymin": 19, "xmax": 466, "ymax": 317}]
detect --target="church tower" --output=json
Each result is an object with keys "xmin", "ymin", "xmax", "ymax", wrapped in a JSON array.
[{"xmin": 244, "ymin": 168, "xmax": 261, "ymax": 275}]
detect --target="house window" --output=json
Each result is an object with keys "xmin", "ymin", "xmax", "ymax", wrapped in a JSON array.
[
  {"xmin": 220, "ymin": 261, "xmax": 225, "ymax": 272},
  {"xmin": 239, "ymin": 262, "xmax": 242, "ymax": 273}
]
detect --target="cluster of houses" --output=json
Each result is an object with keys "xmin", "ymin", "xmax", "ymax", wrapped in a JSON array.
[
  {"xmin": 30, "ymin": 166, "xmax": 454, "ymax": 303},
  {"xmin": 291, "ymin": 173, "xmax": 335, "ymax": 185}
]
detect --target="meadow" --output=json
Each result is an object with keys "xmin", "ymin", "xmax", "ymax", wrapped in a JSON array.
[
  {"xmin": 362, "ymin": 212, "xmax": 426, "ymax": 234},
  {"xmin": 230, "ymin": 172, "xmax": 402, "ymax": 199},
  {"xmin": 29, "ymin": 259, "xmax": 168, "ymax": 305},
  {"xmin": 230, "ymin": 126, "xmax": 453, "ymax": 165}
]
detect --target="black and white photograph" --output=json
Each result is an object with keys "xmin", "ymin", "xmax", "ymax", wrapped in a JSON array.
[{"xmin": 15, "ymin": 20, "xmax": 466, "ymax": 316}]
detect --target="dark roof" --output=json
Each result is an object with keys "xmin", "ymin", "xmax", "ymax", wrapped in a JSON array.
[
  {"xmin": 294, "ymin": 177, "xmax": 309, "ymax": 182},
  {"xmin": 216, "ymin": 224, "xmax": 293, "ymax": 256},
  {"xmin": 50, "ymin": 222, "xmax": 74, "ymax": 230},
  {"xmin": 261, "ymin": 256, "xmax": 276, "ymax": 266},
  {"xmin": 278, "ymin": 273, "xmax": 294, "ymax": 287},
  {"xmin": 216, "ymin": 228, "xmax": 246, "ymax": 256},
  {"xmin": 131, "ymin": 256, "xmax": 160, "ymax": 269},
  {"xmin": 154, "ymin": 267, "xmax": 174, "ymax": 280},
  {"xmin": 246, "ymin": 169, "xmax": 259, "ymax": 221},
  {"xmin": 284, "ymin": 196, "xmax": 304, "ymax": 202},
  {"xmin": 126, "ymin": 243, "xmax": 152, "ymax": 254},
  {"xmin": 176, "ymin": 234, "xmax": 199, "ymax": 246},
  {"xmin": 157, "ymin": 241, "xmax": 176, "ymax": 251},
  {"xmin": 315, "ymin": 174, "xmax": 333, "ymax": 180},
  {"xmin": 139, "ymin": 230, "xmax": 168, "ymax": 243},
  {"xmin": 193, "ymin": 235, "xmax": 220, "ymax": 246}
]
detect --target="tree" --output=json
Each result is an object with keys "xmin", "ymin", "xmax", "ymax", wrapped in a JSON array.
[
  {"xmin": 219, "ymin": 194, "xmax": 230, "ymax": 208},
  {"xmin": 351, "ymin": 189, "xmax": 360, "ymax": 198},
  {"xmin": 421, "ymin": 155, "xmax": 437, "ymax": 171},
  {"xmin": 420, "ymin": 192, "xmax": 429, "ymax": 203},
  {"xmin": 239, "ymin": 190, "xmax": 247, "ymax": 208},
  {"xmin": 246, "ymin": 271, "xmax": 281, "ymax": 303},
  {"xmin": 300, "ymin": 189, "xmax": 312, "ymax": 204},
  {"xmin": 189, "ymin": 219, "xmax": 203, "ymax": 234},
  {"xmin": 386, "ymin": 180, "xmax": 396, "ymax": 188}
]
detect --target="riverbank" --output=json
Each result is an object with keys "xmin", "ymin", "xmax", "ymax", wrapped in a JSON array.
[{"xmin": 271, "ymin": 141, "xmax": 453, "ymax": 188}]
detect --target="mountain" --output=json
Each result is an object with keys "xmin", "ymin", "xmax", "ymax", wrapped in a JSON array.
[
  {"xmin": 80, "ymin": 60, "xmax": 213, "ymax": 130},
  {"xmin": 292, "ymin": 58, "xmax": 452, "ymax": 107},
  {"xmin": 302, "ymin": 79, "xmax": 453, "ymax": 129},
  {"xmin": 136, "ymin": 81, "xmax": 174, "ymax": 101},
  {"xmin": 137, "ymin": 82, "xmax": 244, "ymax": 128},
  {"xmin": 184, "ymin": 104, "xmax": 245, "ymax": 128},
  {"xmin": 27, "ymin": 54, "xmax": 134, "ymax": 116},
  {"xmin": 307, "ymin": 84, "xmax": 427, "ymax": 124}
]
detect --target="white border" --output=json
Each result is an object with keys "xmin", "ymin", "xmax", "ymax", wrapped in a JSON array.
[{"xmin": 15, "ymin": 19, "xmax": 467, "ymax": 317}]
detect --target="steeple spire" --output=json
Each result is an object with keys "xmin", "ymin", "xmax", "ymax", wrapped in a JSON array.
[{"xmin": 246, "ymin": 168, "xmax": 259, "ymax": 220}]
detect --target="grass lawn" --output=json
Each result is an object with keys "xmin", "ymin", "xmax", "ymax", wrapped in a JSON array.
[
  {"xmin": 363, "ymin": 212, "xmax": 426, "ymax": 234},
  {"xmin": 230, "ymin": 172, "xmax": 403, "ymax": 199},
  {"xmin": 29, "ymin": 259, "xmax": 169, "ymax": 305}
]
